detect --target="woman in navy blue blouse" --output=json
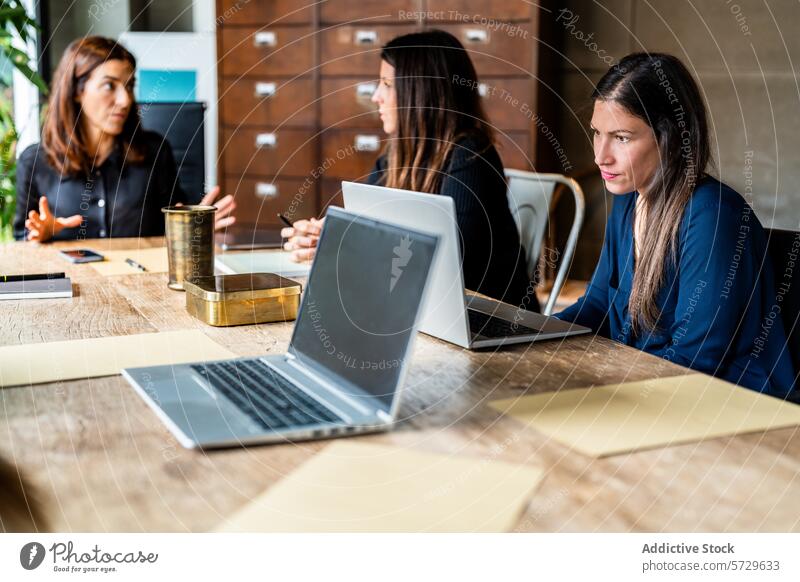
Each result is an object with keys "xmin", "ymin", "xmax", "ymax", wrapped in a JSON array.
[{"xmin": 556, "ymin": 53, "xmax": 795, "ymax": 398}]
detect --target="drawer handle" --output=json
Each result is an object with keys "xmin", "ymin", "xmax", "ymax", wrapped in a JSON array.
[
  {"xmin": 465, "ymin": 29, "xmax": 488, "ymax": 43},
  {"xmin": 255, "ymin": 133, "xmax": 277, "ymax": 148},
  {"xmin": 255, "ymin": 182, "xmax": 278, "ymax": 199},
  {"xmin": 356, "ymin": 82, "xmax": 377, "ymax": 98},
  {"xmin": 255, "ymin": 82, "xmax": 277, "ymax": 97},
  {"xmin": 355, "ymin": 30, "xmax": 378, "ymax": 45},
  {"xmin": 354, "ymin": 134, "xmax": 380, "ymax": 152},
  {"xmin": 253, "ymin": 31, "xmax": 277, "ymax": 47}
]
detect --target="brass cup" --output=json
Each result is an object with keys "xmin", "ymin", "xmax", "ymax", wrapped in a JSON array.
[{"xmin": 162, "ymin": 205, "xmax": 217, "ymax": 291}]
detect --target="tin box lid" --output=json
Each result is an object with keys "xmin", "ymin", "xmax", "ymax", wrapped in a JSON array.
[{"xmin": 183, "ymin": 273, "xmax": 302, "ymax": 302}]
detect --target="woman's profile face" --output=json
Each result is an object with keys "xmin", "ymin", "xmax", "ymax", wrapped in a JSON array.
[
  {"xmin": 371, "ymin": 60, "xmax": 398, "ymax": 135},
  {"xmin": 75, "ymin": 59, "xmax": 135, "ymax": 138},
  {"xmin": 591, "ymin": 99, "xmax": 660, "ymax": 197}
]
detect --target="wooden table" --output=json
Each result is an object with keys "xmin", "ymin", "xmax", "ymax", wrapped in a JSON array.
[{"xmin": 2, "ymin": 237, "xmax": 799, "ymax": 532}]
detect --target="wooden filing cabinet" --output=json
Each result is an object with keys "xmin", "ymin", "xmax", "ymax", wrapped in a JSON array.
[
  {"xmin": 219, "ymin": 77, "xmax": 316, "ymax": 127},
  {"xmin": 220, "ymin": 26, "xmax": 315, "ymax": 77},
  {"xmin": 319, "ymin": 1, "xmax": 420, "ymax": 24},
  {"xmin": 217, "ymin": 0, "xmax": 313, "ymax": 25},
  {"xmin": 216, "ymin": 0, "xmax": 549, "ymax": 229}
]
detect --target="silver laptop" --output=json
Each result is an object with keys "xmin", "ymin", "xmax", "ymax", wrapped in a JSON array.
[
  {"xmin": 122, "ymin": 207, "xmax": 439, "ymax": 449},
  {"xmin": 342, "ymin": 181, "xmax": 590, "ymax": 349}
]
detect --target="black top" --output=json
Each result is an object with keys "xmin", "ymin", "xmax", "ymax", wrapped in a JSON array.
[
  {"xmin": 367, "ymin": 135, "xmax": 535, "ymax": 309},
  {"xmin": 13, "ymin": 130, "xmax": 188, "ymax": 241}
]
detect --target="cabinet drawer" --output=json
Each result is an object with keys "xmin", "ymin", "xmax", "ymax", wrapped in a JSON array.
[
  {"xmin": 479, "ymin": 78, "xmax": 534, "ymax": 131},
  {"xmin": 320, "ymin": 129, "xmax": 386, "ymax": 180},
  {"xmin": 221, "ymin": 26, "xmax": 314, "ymax": 77},
  {"xmin": 217, "ymin": 0, "xmax": 313, "ymax": 25},
  {"xmin": 435, "ymin": 23, "xmax": 532, "ymax": 77},
  {"xmin": 222, "ymin": 128, "xmax": 318, "ymax": 176},
  {"xmin": 320, "ymin": 78, "xmax": 382, "ymax": 128},
  {"xmin": 221, "ymin": 78, "xmax": 316, "ymax": 127},
  {"xmin": 320, "ymin": 0, "xmax": 421, "ymax": 24},
  {"xmin": 225, "ymin": 176, "xmax": 318, "ymax": 225},
  {"xmin": 495, "ymin": 131, "xmax": 532, "ymax": 171},
  {"xmin": 425, "ymin": 1, "xmax": 531, "ymax": 22},
  {"xmin": 320, "ymin": 24, "xmax": 417, "ymax": 76},
  {"xmin": 320, "ymin": 178, "xmax": 345, "ymax": 213}
]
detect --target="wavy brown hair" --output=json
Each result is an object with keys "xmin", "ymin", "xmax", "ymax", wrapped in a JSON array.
[
  {"xmin": 42, "ymin": 36, "xmax": 144, "ymax": 176},
  {"xmin": 593, "ymin": 53, "xmax": 711, "ymax": 334},
  {"xmin": 380, "ymin": 30, "xmax": 494, "ymax": 193}
]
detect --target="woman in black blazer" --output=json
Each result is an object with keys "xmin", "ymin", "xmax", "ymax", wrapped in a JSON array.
[
  {"xmin": 282, "ymin": 30, "xmax": 533, "ymax": 309},
  {"xmin": 14, "ymin": 36, "xmax": 235, "ymax": 242}
]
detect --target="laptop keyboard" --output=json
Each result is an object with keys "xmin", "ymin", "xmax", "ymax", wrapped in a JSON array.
[
  {"xmin": 467, "ymin": 309, "xmax": 541, "ymax": 338},
  {"xmin": 190, "ymin": 359, "xmax": 343, "ymax": 431}
]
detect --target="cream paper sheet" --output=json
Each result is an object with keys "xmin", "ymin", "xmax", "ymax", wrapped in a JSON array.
[
  {"xmin": 0, "ymin": 330, "xmax": 234, "ymax": 387},
  {"xmin": 489, "ymin": 374, "xmax": 800, "ymax": 457},
  {"xmin": 217, "ymin": 441, "xmax": 544, "ymax": 532}
]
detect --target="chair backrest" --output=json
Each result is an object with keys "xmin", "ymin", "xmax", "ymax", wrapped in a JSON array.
[
  {"xmin": 505, "ymin": 169, "xmax": 555, "ymax": 280},
  {"xmin": 138, "ymin": 101, "xmax": 205, "ymax": 203},
  {"xmin": 504, "ymin": 169, "xmax": 585, "ymax": 315},
  {"xmin": 765, "ymin": 227, "xmax": 800, "ymax": 391}
]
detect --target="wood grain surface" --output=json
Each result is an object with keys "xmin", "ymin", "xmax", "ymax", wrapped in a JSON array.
[{"xmin": 1, "ymin": 238, "xmax": 798, "ymax": 532}]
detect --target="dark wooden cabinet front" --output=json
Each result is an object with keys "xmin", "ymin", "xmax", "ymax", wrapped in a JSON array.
[{"xmin": 216, "ymin": 1, "xmax": 545, "ymax": 227}]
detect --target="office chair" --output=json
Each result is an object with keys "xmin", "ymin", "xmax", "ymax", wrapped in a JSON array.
[
  {"xmin": 765, "ymin": 227, "xmax": 800, "ymax": 401},
  {"xmin": 138, "ymin": 102, "xmax": 205, "ymax": 203},
  {"xmin": 505, "ymin": 169, "xmax": 586, "ymax": 315}
]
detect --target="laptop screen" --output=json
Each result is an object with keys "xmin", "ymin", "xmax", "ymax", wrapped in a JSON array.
[{"xmin": 289, "ymin": 207, "xmax": 438, "ymax": 411}]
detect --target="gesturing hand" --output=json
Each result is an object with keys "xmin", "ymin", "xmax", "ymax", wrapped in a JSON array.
[
  {"xmin": 199, "ymin": 186, "xmax": 237, "ymax": 231},
  {"xmin": 25, "ymin": 196, "xmax": 83, "ymax": 242}
]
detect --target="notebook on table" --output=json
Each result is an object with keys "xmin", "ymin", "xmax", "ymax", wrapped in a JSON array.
[{"xmin": 0, "ymin": 277, "xmax": 73, "ymax": 300}]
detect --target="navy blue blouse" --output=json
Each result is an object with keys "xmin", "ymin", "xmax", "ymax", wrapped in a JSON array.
[{"xmin": 556, "ymin": 177, "xmax": 795, "ymax": 398}]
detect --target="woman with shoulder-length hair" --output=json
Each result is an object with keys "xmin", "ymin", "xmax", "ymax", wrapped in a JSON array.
[
  {"xmin": 556, "ymin": 52, "xmax": 795, "ymax": 398},
  {"xmin": 282, "ymin": 29, "xmax": 533, "ymax": 309},
  {"xmin": 13, "ymin": 36, "xmax": 235, "ymax": 242}
]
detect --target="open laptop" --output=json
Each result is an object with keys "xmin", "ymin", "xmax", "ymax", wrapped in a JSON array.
[
  {"xmin": 342, "ymin": 181, "xmax": 590, "ymax": 349},
  {"xmin": 122, "ymin": 207, "xmax": 439, "ymax": 449}
]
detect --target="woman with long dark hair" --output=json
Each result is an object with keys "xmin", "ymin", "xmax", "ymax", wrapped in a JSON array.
[
  {"xmin": 556, "ymin": 53, "xmax": 794, "ymax": 397},
  {"xmin": 13, "ymin": 36, "xmax": 235, "ymax": 241},
  {"xmin": 282, "ymin": 29, "xmax": 532, "ymax": 309}
]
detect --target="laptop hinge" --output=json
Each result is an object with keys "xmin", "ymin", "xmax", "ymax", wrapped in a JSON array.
[{"xmin": 284, "ymin": 355, "xmax": 373, "ymax": 416}]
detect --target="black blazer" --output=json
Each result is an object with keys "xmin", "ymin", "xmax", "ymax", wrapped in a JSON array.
[{"xmin": 13, "ymin": 131, "xmax": 188, "ymax": 241}]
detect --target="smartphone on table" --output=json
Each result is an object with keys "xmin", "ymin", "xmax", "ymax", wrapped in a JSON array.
[{"xmin": 58, "ymin": 249, "xmax": 105, "ymax": 263}]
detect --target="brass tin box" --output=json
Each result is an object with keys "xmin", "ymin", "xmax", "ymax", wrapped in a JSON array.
[{"xmin": 183, "ymin": 273, "xmax": 301, "ymax": 326}]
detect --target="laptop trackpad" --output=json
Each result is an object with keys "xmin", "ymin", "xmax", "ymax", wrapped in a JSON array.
[
  {"xmin": 161, "ymin": 399, "xmax": 258, "ymax": 440},
  {"xmin": 154, "ymin": 376, "xmax": 259, "ymax": 439}
]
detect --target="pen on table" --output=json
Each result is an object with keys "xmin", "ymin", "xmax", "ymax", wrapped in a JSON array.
[
  {"xmin": 125, "ymin": 258, "xmax": 147, "ymax": 272},
  {"xmin": 1, "ymin": 272, "xmax": 66, "ymax": 283}
]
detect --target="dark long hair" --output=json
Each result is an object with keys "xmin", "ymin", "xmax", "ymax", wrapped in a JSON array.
[
  {"xmin": 380, "ymin": 29, "xmax": 494, "ymax": 193},
  {"xmin": 42, "ymin": 36, "xmax": 145, "ymax": 176},
  {"xmin": 593, "ymin": 53, "xmax": 711, "ymax": 333}
]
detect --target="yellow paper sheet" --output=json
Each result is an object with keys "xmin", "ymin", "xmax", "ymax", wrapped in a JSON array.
[
  {"xmin": 0, "ymin": 330, "xmax": 234, "ymax": 387},
  {"xmin": 216, "ymin": 441, "xmax": 544, "ymax": 532},
  {"xmin": 88, "ymin": 247, "xmax": 169, "ymax": 276},
  {"xmin": 489, "ymin": 374, "xmax": 800, "ymax": 457}
]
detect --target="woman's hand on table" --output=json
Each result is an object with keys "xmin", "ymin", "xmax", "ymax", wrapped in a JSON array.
[{"xmin": 281, "ymin": 217, "xmax": 324, "ymax": 263}]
